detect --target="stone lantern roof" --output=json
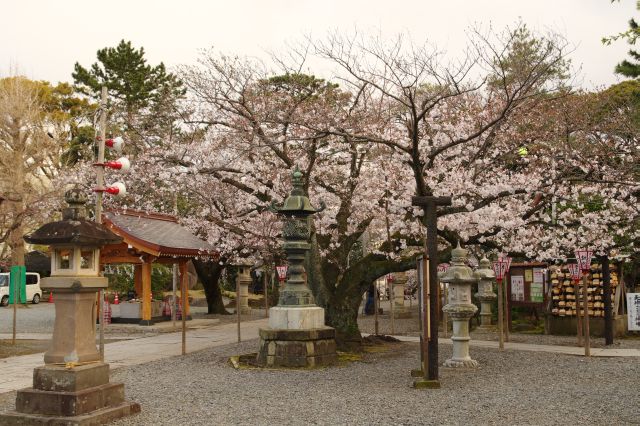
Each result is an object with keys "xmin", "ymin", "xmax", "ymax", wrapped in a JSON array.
[
  {"xmin": 475, "ymin": 257, "xmax": 495, "ymax": 279},
  {"xmin": 24, "ymin": 188, "xmax": 122, "ymax": 247},
  {"xmin": 440, "ymin": 242, "xmax": 477, "ymax": 284},
  {"xmin": 271, "ymin": 167, "xmax": 324, "ymax": 217}
]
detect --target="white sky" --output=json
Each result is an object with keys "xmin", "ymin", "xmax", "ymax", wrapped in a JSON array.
[{"xmin": 2, "ymin": 0, "xmax": 639, "ymax": 89}]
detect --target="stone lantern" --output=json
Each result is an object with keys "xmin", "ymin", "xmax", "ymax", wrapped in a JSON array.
[
  {"xmin": 236, "ymin": 264, "xmax": 252, "ymax": 315},
  {"xmin": 256, "ymin": 167, "xmax": 337, "ymax": 367},
  {"xmin": 440, "ymin": 242, "xmax": 479, "ymax": 368},
  {"xmin": 475, "ymin": 257, "xmax": 497, "ymax": 329},
  {"xmin": 0, "ymin": 188, "xmax": 140, "ymax": 424}
]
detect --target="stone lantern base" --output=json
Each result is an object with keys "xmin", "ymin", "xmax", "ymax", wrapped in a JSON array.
[
  {"xmin": 0, "ymin": 363, "xmax": 140, "ymax": 425},
  {"xmin": 256, "ymin": 307, "xmax": 337, "ymax": 367}
]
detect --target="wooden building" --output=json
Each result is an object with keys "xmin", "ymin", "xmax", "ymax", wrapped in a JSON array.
[{"xmin": 100, "ymin": 209, "xmax": 218, "ymax": 325}]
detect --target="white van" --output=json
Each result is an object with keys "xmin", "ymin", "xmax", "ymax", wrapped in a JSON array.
[{"xmin": 0, "ymin": 272, "xmax": 42, "ymax": 306}]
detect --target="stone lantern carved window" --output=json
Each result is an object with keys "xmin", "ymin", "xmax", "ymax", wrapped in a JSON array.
[
  {"xmin": 56, "ymin": 248, "xmax": 73, "ymax": 270},
  {"xmin": 80, "ymin": 250, "xmax": 95, "ymax": 270}
]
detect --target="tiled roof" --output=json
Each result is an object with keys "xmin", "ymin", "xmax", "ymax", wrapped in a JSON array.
[{"xmin": 103, "ymin": 210, "xmax": 216, "ymax": 258}]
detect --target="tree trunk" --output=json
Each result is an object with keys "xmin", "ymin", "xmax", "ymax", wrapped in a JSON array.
[
  {"xmin": 192, "ymin": 259, "xmax": 229, "ymax": 314},
  {"xmin": 319, "ymin": 253, "xmax": 416, "ymax": 351},
  {"xmin": 325, "ymin": 288, "xmax": 366, "ymax": 351}
]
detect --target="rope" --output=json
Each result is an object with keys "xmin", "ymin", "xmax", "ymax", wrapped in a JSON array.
[{"xmin": 47, "ymin": 360, "xmax": 102, "ymax": 370}]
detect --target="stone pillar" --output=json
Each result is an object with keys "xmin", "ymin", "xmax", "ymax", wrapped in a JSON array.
[
  {"xmin": 393, "ymin": 272, "xmax": 411, "ymax": 318},
  {"xmin": 475, "ymin": 257, "xmax": 497, "ymax": 329},
  {"xmin": 45, "ymin": 290, "xmax": 100, "ymax": 364},
  {"xmin": 236, "ymin": 265, "xmax": 252, "ymax": 315},
  {"xmin": 441, "ymin": 243, "xmax": 479, "ymax": 368}
]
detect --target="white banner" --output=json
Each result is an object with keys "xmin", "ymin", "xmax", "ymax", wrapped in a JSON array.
[{"xmin": 627, "ymin": 293, "xmax": 640, "ymax": 332}]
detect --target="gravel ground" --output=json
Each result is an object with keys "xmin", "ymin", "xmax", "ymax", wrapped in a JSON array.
[
  {"xmin": 2, "ymin": 339, "xmax": 637, "ymax": 425},
  {"xmin": 357, "ymin": 306, "xmax": 640, "ymax": 349}
]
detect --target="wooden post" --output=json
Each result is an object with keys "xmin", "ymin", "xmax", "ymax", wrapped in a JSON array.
[
  {"xmin": 134, "ymin": 264, "xmax": 143, "ymax": 298},
  {"xmin": 99, "ymin": 289, "xmax": 104, "ymax": 361},
  {"xmin": 390, "ymin": 277, "xmax": 395, "ymax": 335},
  {"xmin": 582, "ymin": 271, "xmax": 590, "ymax": 357},
  {"xmin": 421, "ymin": 256, "xmax": 430, "ymax": 379},
  {"xmin": 180, "ymin": 262, "xmax": 187, "ymax": 355},
  {"xmin": 497, "ymin": 277, "xmax": 504, "ymax": 350},
  {"xmin": 236, "ymin": 268, "xmax": 241, "ymax": 343},
  {"xmin": 504, "ymin": 279, "xmax": 510, "ymax": 342},
  {"xmin": 602, "ymin": 256, "xmax": 613, "ymax": 345},
  {"xmin": 12, "ymin": 275, "xmax": 17, "ymax": 345},
  {"xmin": 442, "ymin": 284, "xmax": 448, "ymax": 339},
  {"xmin": 141, "ymin": 261, "xmax": 152, "ymax": 325},
  {"xmin": 575, "ymin": 279, "xmax": 583, "ymax": 347},
  {"xmin": 412, "ymin": 195, "xmax": 452, "ymax": 382},
  {"xmin": 172, "ymin": 264, "xmax": 178, "ymax": 330},
  {"xmin": 374, "ymin": 281, "xmax": 379, "ymax": 335},
  {"xmin": 264, "ymin": 267, "xmax": 269, "ymax": 318},
  {"xmin": 96, "ymin": 86, "xmax": 107, "ymax": 358}
]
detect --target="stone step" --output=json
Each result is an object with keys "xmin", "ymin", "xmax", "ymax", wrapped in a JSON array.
[
  {"xmin": 16, "ymin": 382, "xmax": 124, "ymax": 417},
  {"xmin": 0, "ymin": 400, "xmax": 140, "ymax": 426}
]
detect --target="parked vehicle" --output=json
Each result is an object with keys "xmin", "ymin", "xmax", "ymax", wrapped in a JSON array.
[{"xmin": 0, "ymin": 272, "xmax": 42, "ymax": 306}]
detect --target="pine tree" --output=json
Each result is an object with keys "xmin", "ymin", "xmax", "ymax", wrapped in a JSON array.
[
  {"xmin": 72, "ymin": 40, "xmax": 185, "ymax": 152},
  {"xmin": 614, "ymin": 19, "xmax": 640, "ymax": 78}
]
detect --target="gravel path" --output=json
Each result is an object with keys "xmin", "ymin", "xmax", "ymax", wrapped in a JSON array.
[{"xmin": 2, "ymin": 339, "xmax": 637, "ymax": 425}]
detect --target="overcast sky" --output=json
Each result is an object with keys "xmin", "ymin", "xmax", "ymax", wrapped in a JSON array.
[{"xmin": 2, "ymin": 0, "xmax": 638, "ymax": 89}]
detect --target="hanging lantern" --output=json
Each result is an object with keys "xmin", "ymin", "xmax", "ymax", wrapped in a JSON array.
[{"xmin": 104, "ymin": 136, "xmax": 124, "ymax": 152}]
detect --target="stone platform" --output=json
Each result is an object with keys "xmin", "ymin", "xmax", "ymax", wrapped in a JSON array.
[
  {"xmin": 256, "ymin": 327, "xmax": 337, "ymax": 368},
  {"xmin": 0, "ymin": 363, "xmax": 140, "ymax": 425}
]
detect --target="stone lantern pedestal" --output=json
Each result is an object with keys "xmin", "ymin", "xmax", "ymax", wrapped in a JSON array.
[
  {"xmin": 441, "ymin": 243, "xmax": 479, "ymax": 368},
  {"xmin": 392, "ymin": 273, "xmax": 411, "ymax": 319},
  {"xmin": 256, "ymin": 168, "xmax": 337, "ymax": 368},
  {"xmin": 0, "ymin": 189, "xmax": 140, "ymax": 425},
  {"xmin": 475, "ymin": 257, "xmax": 497, "ymax": 329}
]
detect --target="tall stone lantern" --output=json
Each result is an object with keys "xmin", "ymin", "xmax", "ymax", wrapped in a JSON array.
[
  {"xmin": 475, "ymin": 257, "xmax": 497, "ymax": 329},
  {"xmin": 256, "ymin": 167, "xmax": 337, "ymax": 367},
  {"xmin": 0, "ymin": 189, "xmax": 140, "ymax": 425},
  {"xmin": 441, "ymin": 243, "xmax": 479, "ymax": 368}
]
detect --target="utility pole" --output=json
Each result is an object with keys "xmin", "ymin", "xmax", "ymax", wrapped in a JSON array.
[
  {"xmin": 96, "ymin": 86, "xmax": 107, "ymax": 362},
  {"xmin": 412, "ymin": 195, "xmax": 452, "ymax": 385}
]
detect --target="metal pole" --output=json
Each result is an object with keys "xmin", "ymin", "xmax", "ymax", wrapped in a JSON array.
[
  {"xmin": 97, "ymin": 86, "xmax": 107, "ymax": 361},
  {"xmin": 582, "ymin": 271, "xmax": 590, "ymax": 357},
  {"xmin": 236, "ymin": 271, "xmax": 241, "ymax": 343},
  {"xmin": 497, "ymin": 277, "xmax": 504, "ymax": 350},
  {"xmin": 575, "ymin": 278, "xmax": 583, "ymax": 347}
]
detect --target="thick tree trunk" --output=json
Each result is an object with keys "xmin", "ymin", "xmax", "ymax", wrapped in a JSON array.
[
  {"xmin": 192, "ymin": 259, "xmax": 229, "ymax": 315},
  {"xmin": 320, "ymin": 253, "xmax": 416, "ymax": 351},
  {"xmin": 325, "ymin": 288, "xmax": 366, "ymax": 351}
]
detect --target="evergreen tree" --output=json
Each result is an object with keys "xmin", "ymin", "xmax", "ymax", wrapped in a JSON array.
[
  {"xmin": 72, "ymin": 40, "xmax": 185, "ymax": 152},
  {"xmin": 615, "ymin": 19, "xmax": 640, "ymax": 78}
]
